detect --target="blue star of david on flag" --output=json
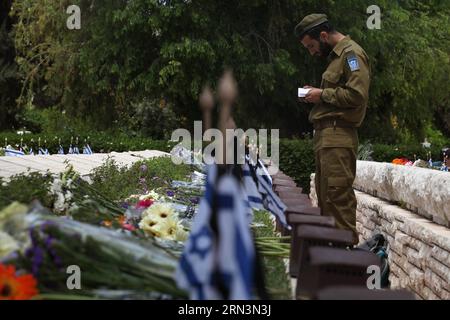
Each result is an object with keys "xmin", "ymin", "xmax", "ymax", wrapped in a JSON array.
[{"xmin": 176, "ymin": 164, "xmax": 256, "ymax": 300}]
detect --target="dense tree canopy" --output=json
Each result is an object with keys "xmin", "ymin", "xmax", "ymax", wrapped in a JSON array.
[{"xmin": 2, "ymin": 0, "xmax": 449, "ymax": 142}]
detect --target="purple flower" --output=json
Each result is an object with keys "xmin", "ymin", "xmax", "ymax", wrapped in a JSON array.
[
  {"xmin": 167, "ymin": 190, "xmax": 175, "ymax": 197},
  {"xmin": 44, "ymin": 235, "xmax": 63, "ymax": 268},
  {"xmin": 121, "ymin": 202, "xmax": 129, "ymax": 209},
  {"xmin": 140, "ymin": 164, "xmax": 148, "ymax": 173},
  {"xmin": 31, "ymin": 246, "xmax": 44, "ymax": 276},
  {"xmin": 190, "ymin": 197, "xmax": 199, "ymax": 204}
]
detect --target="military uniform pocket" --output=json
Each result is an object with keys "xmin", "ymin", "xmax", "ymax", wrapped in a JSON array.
[
  {"xmin": 322, "ymin": 70, "xmax": 343, "ymax": 88},
  {"xmin": 326, "ymin": 176, "xmax": 352, "ymax": 208},
  {"xmin": 328, "ymin": 177, "xmax": 351, "ymax": 187}
]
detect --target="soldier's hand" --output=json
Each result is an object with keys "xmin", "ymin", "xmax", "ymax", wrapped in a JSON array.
[
  {"xmin": 305, "ymin": 87, "xmax": 323, "ymax": 104},
  {"xmin": 299, "ymin": 85, "xmax": 313, "ymax": 103}
]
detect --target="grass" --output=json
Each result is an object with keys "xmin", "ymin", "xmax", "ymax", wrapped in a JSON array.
[{"xmin": 253, "ymin": 210, "xmax": 292, "ymax": 300}]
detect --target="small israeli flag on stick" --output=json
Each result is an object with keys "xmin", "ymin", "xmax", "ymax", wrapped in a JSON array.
[
  {"xmin": 176, "ymin": 165, "xmax": 256, "ymax": 300},
  {"xmin": 5, "ymin": 147, "xmax": 25, "ymax": 157}
]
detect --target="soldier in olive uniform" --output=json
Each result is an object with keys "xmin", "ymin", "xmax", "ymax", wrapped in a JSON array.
[{"xmin": 295, "ymin": 14, "xmax": 371, "ymax": 243}]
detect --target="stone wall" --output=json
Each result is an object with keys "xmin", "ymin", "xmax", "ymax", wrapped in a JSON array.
[
  {"xmin": 354, "ymin": 161, "xmax": 450, "ymax": 227},
  {"xmin": 310, "ymin": 163, "xmax": 450, "ymax": 300}
]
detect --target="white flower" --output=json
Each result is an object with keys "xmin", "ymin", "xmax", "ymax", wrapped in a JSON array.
[
  {"xmin": 141, "ymin": 203, "xmax": 176, "ymax": 220},
  {"xmin": 49, "ymin": 178, "xmax": 63, "ymax": 195},
  {"xmin": 139, "ymin": 204, "xmax": 187, "ymax": 241},
  {"xmin": 139, "ymin": 190, "xmax": 162, "ymax": 201},
  {"xmin": 0, "ymin": 202, "xmax": 28, "ymax": 227},
  {"xmin": 139, "ymin": 215, "xmax": 168, "ymax": 238},
  {"xmin": 0, "ymin": 231, "xmax": 19, "ymax": 258},
  {"xmin": 174, "ymin": 226, "xmax": 189, "ymax": 242},
  {"xmin": 125, "ymin": 194, "xmax": 140, "ymax": 201},
  {"xmin": 54, "ymin": 193, "xmax": 67, "ymax": 213}
]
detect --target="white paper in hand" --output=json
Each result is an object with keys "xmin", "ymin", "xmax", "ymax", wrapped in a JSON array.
[{"xmin": 298, "ymin": 88, "xmax": 311, "ymax": 98}]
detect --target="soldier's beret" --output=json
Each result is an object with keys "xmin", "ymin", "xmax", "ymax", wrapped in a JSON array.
[{"xmin": 294, "ymin": 13, "xmax": 328, "ymax": 39}]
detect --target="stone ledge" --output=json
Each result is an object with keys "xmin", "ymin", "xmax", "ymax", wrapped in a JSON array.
[{"xmin": 354, "ymin": 161, "xmax": 450, "ymax": 227}]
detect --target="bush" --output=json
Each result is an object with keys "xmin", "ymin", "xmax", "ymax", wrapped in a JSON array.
[
  {"xmin": 279, "ymin": 139, "xmax": 315, "ymax": 194},
  {"xmin": 371, "ymin": 144, "xmax": 447, "ymax": 163},
  {"xmin": 118, "ymin": 98, "xmax": 181, "ymax": 140}
]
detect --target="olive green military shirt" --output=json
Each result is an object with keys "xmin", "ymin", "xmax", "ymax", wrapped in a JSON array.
[{"xmin": 309, "ymin": 36, "xmax": 370, "ymax": 127}]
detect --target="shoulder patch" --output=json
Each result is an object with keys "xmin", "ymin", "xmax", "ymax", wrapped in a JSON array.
[{"xmin": 346, "ymin": 54, "xmax": 360, "ymax": 72}]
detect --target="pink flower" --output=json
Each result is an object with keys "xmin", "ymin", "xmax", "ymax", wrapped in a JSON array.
[
  {"xmin": 136, "ymin": 199, "xmax": 154, "ymax": 209},
  {"xmin": 122, "ymin": 223, "xmax": 136, "ymax": 232}
]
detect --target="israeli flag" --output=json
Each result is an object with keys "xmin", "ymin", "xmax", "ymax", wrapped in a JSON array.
[
  {"xmin": 242, "ymin": 164, "xmax": 263, "ymax": 211},
  {"xmin": 5, "ymin": 148, "xmax": 25, "ymax": 157},
  {"xmin": 29, "ymin": 148, "xmax": 34, "ymax": 156},
  {"xmin": 38, "ymin": 148, "xmax": 49, "ymax": 155},
  {"xmin": 73, "ymin": 146, "xmax": 80, "ymax": 154},
  {"xmin": 83, "ymin": 144, "xmax": 93, "ymax": 154},
  {"xmin": 254, "ymin": 164, "xmax": 288, "ymax": 228},
  {"xmin": 256, "ymin": 159, "xmax": 272, "ymax": 186},
  {"xmin": 68, "ymin": 146, "xmax": 74, "ymax": 154},
  {"xmin": 58, "ymin": 145, "xmax": 64, "ymax": 155},
  {"xmin": 176, "ymin": 165, "xmax": 255, "ymax": 300}
]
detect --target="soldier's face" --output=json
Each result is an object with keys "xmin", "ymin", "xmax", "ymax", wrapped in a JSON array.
[
  {"xmin": 301, "ymin": 35, "xmax": 321, "ymax": 57},
  {"xmin": 301, "ymin": 34, "xmax": 332, "ymax": 59}
]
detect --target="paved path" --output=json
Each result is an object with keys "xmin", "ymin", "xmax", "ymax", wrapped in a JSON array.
[{"xmin": 0, "ymin": 150, "xmax": 170, "ymax": 179}]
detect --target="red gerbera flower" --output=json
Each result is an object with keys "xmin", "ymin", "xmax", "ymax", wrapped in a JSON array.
[
  {"xmin": 0, "ymin": 264, "xmax": 39, "ymax": 300},
  {"xmin": 136, "ymin": 199, "xmax": 154, "ymax": 209}
]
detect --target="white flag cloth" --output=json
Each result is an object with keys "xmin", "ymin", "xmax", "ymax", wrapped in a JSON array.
[
  {"xmin": 242, "ymin": 164, "xmax": 264, "ymax": 211},
  {"xmin": 38, "ymin": 148, "xmax": 49, "ymax": 155},
  {"xmin": 83, "ymin": 144, "xmax": 93, "ymax": 154},
  {"xmin": 256, "ymin": 159, "xmax": 272, "ymax": 186},
  {"xmin": 176, "ymin": 165, "xmax": 255, "ymax": 300},
  {"xmin": 254, "ymin": 161, "xmax": 288, "ymax": 228},
  {"xmin": 4, "ymin": 148, "xmax": 25, "ymax": 157}
]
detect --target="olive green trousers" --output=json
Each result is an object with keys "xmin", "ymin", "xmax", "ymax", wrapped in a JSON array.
[{"xmin": 313, "ymin": 128, "xmax": 358, "ymax": 243}]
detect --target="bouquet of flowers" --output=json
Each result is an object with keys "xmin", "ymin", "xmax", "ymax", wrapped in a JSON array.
[{"xmin": 0, "ymin": 202, "xmax": 187, "ymax": 299}]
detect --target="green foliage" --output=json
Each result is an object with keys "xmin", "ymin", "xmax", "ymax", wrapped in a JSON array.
[
  {"xmin": 16, "ymin": 107, "xmax": 98, "ymax": 135},
  {"xmin": 279, "ymin": 138, "xmax": 315, "ymax": 193},
  {"xmin": 0, "ymin": 171, "xmax": 54, "ymax": 210},
  {"xmin": 0, "ymin": 0, "xmax": 21, "ymax": 131},
  {"xmin": 118, "ymin": 98, "xmax": 181, "ymax": 140},
  {"xmin": 8, "ymin": 0, "xmax": 450, "ymax": 141},
  {"xmin": 252, "ymin": 210, "xmax": 291, "ymax": 300},
  {"xmin": 89, "ymin": 156, "xmax": 192, "ymax": 202},
  {"xmin": 0, "ymin": 157, "xmax": 192, "ymax": 214},
  {"xmin": 371, "ymin": 143, "xmax": 446, "ymax": 163}
]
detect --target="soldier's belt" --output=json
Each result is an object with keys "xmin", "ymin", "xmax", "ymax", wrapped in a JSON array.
[{"xmin": 313, "ymin": 119, "xmax": 356, "ymax": 130}]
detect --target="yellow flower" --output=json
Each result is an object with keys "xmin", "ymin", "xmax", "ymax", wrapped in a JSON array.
[
  {"xmin": 0, "ymin": 232, "xmax": 19, "ymax": 258},
  {"xmin": 142, "ymin": 203, "xmax": 176, "ymax": 220},
  {"xmin": 139, "ymin": 210, "xmax": 188, "ymax": 241},
  {"xmin": 139, "ymin": 190, "xmax": 162, "ymax": 201},
  {"xmin": 139, "ymin": 215, "xmax": 167, "ymax": 237},
  {"xmin": 174, "ymin": 227, "xmax": 189, "ymax": 242}
]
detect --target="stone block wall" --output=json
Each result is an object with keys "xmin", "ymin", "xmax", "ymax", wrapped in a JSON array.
[{"xmin": 310, "ymin": 165, "xmax": 450, "ymax": 300}]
